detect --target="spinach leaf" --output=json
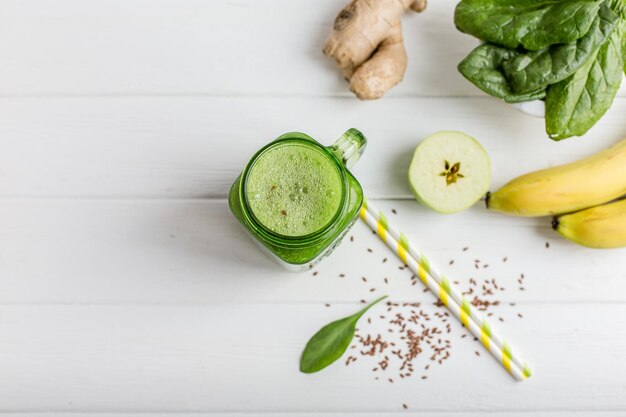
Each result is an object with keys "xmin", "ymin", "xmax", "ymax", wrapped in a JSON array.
[
  {"xmin": 503, "ymin": 2, "xmax": 620, "ymax": 93},
  {"xmin": 546, "ymin": 29, "xmax": 624, "ymax": 140},
  {"xmin": 300, "ymin": 295, "xmax": 387, "ymax": 374},
  {"xmin": 455, "ymin": 0, "xmax": 603, "ymax": 51},
  {"xmin": 458, "ymin": 43, "xmax": 547, "ymax": 103}
]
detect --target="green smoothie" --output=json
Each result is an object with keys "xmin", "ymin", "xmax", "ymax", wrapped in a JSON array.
[
  {"xmin": 245, "ymin": 142, "xmax": 344, "ymax": 237},
  {"xmin": 229, "ymin": 129, "xmax": 366, "ymax": 270}
]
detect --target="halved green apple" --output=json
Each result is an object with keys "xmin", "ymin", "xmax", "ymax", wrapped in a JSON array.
[{"xmin": 408, "ymin": 131, "xmax": 491, "ymax": 214}]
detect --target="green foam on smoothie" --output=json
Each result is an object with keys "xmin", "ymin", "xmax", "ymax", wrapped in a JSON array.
[{"xmin": 246, "ymin": 142, "xmax": 343, "ymax": 237}]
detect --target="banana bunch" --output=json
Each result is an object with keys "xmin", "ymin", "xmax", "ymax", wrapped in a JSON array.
[{"xmin": 487, "ymin": 138, "xmax": 626, "ymax": 248}]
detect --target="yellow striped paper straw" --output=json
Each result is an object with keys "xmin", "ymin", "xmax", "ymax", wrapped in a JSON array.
[
  {"xmin": 363, "ymin": 198, "xmax": 532, "ymax": 379},
  {"xmin": 359, "ymin": 203, "xmax": 529, "ymax": 381}
]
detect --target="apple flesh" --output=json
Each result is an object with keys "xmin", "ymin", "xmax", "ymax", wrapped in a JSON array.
[{"xmin": 408, "ymin": 131, "xmax": 491, "ymax": 214}]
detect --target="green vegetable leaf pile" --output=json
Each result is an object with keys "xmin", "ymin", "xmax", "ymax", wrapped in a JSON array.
[
  {"xmin": 300, "ymin": 295, "xmax": 387, "ymax": 374},
  {"xmin": 455, "ymin": 0, "xmax": 626, "ymax": 140}
]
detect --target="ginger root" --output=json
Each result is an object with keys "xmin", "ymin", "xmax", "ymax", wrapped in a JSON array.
[{"xmin": 323, "ymin": 0, "xmax": 427, "ymax": 100}]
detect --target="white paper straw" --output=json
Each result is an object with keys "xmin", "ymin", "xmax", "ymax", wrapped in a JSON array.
[
  {"xmin": 359, "ymin": 203, "xmax": 529, "ymax": 381},
  {"xmin": 363, "ymin": 199, "xmax": 532, "ymax": 377}
]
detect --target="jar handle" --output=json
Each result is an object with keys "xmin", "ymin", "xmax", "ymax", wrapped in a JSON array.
[{"xmin": 328, "ymin": 128, "xmax": 367, "ymax": 169}]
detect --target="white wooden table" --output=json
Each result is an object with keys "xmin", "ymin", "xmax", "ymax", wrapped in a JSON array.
[{"xmin": 2, "ymin": 1, "xmax": 626, "ymax": 415}]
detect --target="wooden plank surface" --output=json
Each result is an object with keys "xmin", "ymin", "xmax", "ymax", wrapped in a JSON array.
[
  {"xmin": 0, "ymin": 303, "xmax": 624, "ymax": 413},
  {"xmin": 0, "ymin": 199, "xmax": 624, "ymax": 304},
  {"xmin": 0, "ymin": 0, "xmax": 624, "ymax": 98},
  {"xmin": 1, "ymin": 96, "xmax": 625, "ymax": 199}
]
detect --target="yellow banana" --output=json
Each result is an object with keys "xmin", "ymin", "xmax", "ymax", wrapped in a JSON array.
[
  {"xmin": 487, "ymin": 138, "xmax": 626, "ymax": 216},
  {"xmin": 554, "ymin": 199, "xmax": 626, "ymax": 249}
]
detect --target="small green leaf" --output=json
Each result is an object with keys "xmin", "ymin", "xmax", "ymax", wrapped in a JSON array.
[
  {"xmin": 546, "ymin": 28, "xmax": 624, "ymax": 140},
  {"xmin": 503, "ymin": 2, "xmax": 620, "ymax": 93},
  {"xmin": 455, "ymin": 0, "xmax": 602, "ymax": 51},
  {"xmin": 300, "ymin": 295, "xmax": 388, "ymax": 374},
  {"xmin": 458, "ymin": 43, "xmax": 547, "ymax": 103}
]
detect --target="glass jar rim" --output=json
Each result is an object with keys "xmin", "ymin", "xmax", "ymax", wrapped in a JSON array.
[{"xmin": 239, "ymin": 136, "xmax": 348, "ymax": 246}]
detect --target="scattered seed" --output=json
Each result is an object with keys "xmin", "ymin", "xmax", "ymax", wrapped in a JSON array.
[
  {"xmin": 402, "ymin": 404, "xmax": 408, "ymax": 409},
  {"xmin": 343, "ymin": 250, "xmax": 528, "ymax": 382},
  {"xmin": 325, "ymin": 303, "xmax": 330, "ymax": 307},
  {"xmin": 546, "ymin": 242, "xmax": 550, "ymax": 248},
  {"xmin": 350, "ymin": 236, "xmax": 354, "ymax": 242},
  {"xmin": 517, "ymin": 313, "xmax": 523, "ymax": 318},
  {"xmin": 339, "ymin": 273, "xmax": 345, "ymax": 278},
  {"xmin": 312, "ymin": 271, "xmax": 318, "ymax": 276},
  {"xmin": 392, "ymin": 209, "xmax": 397, "ymax": 215},
  {"xmin": 462, "ymin": 247, "xmax": 469, "ymax": 251},
  {"xmin": 367, "ymin": 248, "xmax": 373, "ymax": 253}
]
